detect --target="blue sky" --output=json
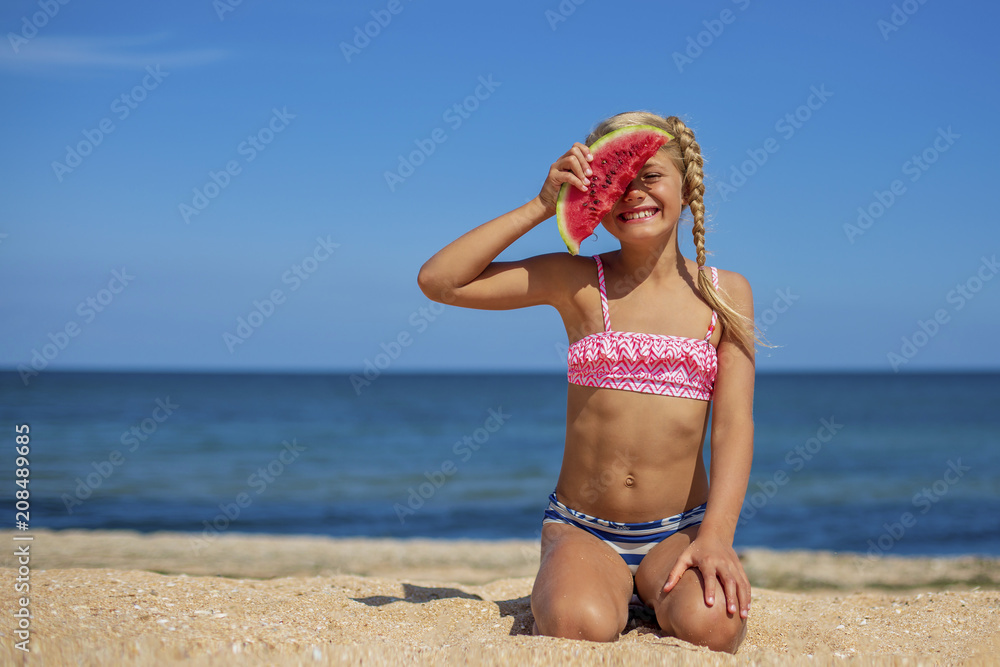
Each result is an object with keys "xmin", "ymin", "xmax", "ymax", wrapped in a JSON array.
[{"xmin": 2, "ymin": 0, "xmax": 998, "ymax": 375}]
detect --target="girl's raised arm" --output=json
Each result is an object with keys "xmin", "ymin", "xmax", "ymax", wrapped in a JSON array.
[{"xmin": 417, "ymin": 143, "xmax": 593, "ymax": 311}]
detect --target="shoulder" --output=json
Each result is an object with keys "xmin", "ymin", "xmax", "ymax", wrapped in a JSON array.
[
  {"xmin": 713, "ymin": 267, "xmax": 752, "ymax": 297},
  {"xmin": 514, "ymin": 252, "xmax": 599, "ymax": 305},
  {"xmin": 511, "ymin": 252, "xmax": 603, "ymax": 318},
  {"xmin": 711, "ymin": 267, "xmax": 753, "ymax": 314}
]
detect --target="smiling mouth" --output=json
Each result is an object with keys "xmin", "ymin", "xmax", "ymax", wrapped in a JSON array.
[{"xmin": 618, "ymin": 208, "xmax": 658, "ymax": 223}]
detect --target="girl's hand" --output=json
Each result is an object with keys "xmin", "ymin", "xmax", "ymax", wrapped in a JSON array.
[
  {"xmin": 662, "ymin": 533, "xmax": 751, "ymax": 620},
  {"xmin": 537, "ymin": 143, "xmax": 594, "ymax": 215}
]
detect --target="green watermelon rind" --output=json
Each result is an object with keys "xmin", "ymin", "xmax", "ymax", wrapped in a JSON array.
[{"xmin": 555, "ymin": 125, "xmax": 674, "ymax": 255}]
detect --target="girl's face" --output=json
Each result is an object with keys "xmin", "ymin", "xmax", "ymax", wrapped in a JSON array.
[{"xmin": 600, "ymin": 151, "xmax": 685, "ymax": 244}]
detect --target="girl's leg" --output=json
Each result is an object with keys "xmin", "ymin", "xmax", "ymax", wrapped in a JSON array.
[
  {"xmin": 530, "ymin": 522, "xmax": 634, "ymax": 642},
  {"xmin": 633, "ymin": 526, "xmax": 748, "ymax": 654}
]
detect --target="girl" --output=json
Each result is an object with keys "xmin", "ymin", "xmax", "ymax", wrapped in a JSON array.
[{"xmin": 418, "ymin": 111, "xmax": 757, "ymax": 654}]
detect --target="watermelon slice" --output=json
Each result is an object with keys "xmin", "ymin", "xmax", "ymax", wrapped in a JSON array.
[{"xmin": 555, "ymin": 125, "xmax": 673, "ymax": 255}]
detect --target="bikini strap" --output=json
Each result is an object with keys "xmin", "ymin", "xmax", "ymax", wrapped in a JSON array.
[
  {"xmin": 704, "ymin": 266, "xmax": 719, "ymax": 341},
  {"xmin": 593, "ymin": 255, "xmax": 611, "ymax": 332}
]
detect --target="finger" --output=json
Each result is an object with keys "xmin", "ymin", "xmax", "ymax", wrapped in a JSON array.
[
  {"xmin": 556, "ymin": 155, "xmax": 589, "ymax": 192},
  {"xmin": 569, "ymin": 144, "xmax": 592, "ymax": 174},
  {"xmin": 567, "ymin": 148, "xmax": 592, "ymax": 188},
  {"xmin": 739, "ymin": 576, "xmax": 752, "ymax": 619},
  {"xmin": 561, "ymin": 169, "xmax": 590, "ymax": 193},
  {"xmin": 662, "ymin": 568, "xmax": 679, "ymax": 593},
  {"xmin": 702, "ymin": 567, "xmax": 717, "ymax": 607},
  {"xmin": 662, "ymin": 556, "xmax": 691, "ymax": 593},
  {"xmin": 550, "ymin": 161, "xmax": 588, "ymax": 194},
  {"xmin": 574, "ymin": 143, "xmax": 593, "ymax": 173},
  {"xmin": 721, "ymin": 572, "xmax": 739, "ymax": 616}
]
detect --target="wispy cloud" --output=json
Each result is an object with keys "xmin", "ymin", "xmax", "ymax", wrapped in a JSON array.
[{"xmin": 1, "ymin": 34, "xmax": 229, "ymax": 74}]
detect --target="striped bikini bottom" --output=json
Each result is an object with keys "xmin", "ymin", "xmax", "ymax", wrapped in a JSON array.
[{"xmin": 542, "ymin": 492, "xmax": 707, "ymax": 574}]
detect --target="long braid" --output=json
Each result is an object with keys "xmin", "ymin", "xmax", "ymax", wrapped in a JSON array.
[
  {"xmin": 668, "ymin": 117, "xmax": 707, "ymax": 268},
  {"xmin": 667, "ymin": 116, "xmax": 762, "ymax": 353}
]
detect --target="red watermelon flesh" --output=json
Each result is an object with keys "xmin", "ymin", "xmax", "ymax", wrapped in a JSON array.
[{"xmin": 556, "ymin": 125, "xmax": 673, "ymax": 255}]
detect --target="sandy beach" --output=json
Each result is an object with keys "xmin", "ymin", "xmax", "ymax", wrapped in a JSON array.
[{"xmin": 2, "ymin": 529, "xmax": 999, "ymax": 665}]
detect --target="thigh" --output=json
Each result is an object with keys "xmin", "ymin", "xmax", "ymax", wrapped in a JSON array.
[
  {"xmin": 531, "ymin": 522, "xmax": 634, "ymax": 640},
  {"xmin": 632, "ymin": 524, "xmax": 699, "ymax": 622}
]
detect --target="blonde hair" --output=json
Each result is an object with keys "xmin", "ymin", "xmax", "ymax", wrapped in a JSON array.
[{"xmin": 585, "ymin": 111, "xmax": 764, "ymax": 353}]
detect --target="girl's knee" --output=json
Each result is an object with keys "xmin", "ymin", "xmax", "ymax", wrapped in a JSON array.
[
  {"xmin": 659, "ymin": 593, "xmax": 746, "ymax": 654},
  {"xmin": 531, "ymin": 595, "xmax": 627, "ymax": 643}
]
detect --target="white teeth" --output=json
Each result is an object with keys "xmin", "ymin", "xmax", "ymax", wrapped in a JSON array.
[{"xmin": 623, "ymin": 210, "xmax": 656, "ymax": 221}]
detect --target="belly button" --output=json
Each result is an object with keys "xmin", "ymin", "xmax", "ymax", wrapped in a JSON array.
[{"xmin": 624, "ymin": 476, "xmax": 635, "ymax": 487}]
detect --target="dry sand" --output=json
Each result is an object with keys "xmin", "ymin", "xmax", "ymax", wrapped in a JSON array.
[{"xmin": 2, "ymin": 529, "xmax": 999, "ymax": 665}]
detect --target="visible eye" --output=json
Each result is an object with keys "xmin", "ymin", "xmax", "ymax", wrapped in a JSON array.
[{"xmin": 642, "ymin": 173, "xmax": 661, "ymax": 180}]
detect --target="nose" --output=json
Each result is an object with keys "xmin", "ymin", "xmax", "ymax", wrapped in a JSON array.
[{"xmin": 622, "ymin": 180, "xmax": 644, "ymax": 202}]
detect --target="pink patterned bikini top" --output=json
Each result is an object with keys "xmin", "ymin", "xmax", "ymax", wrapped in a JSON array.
[{"xmin": 567, "ymin": 256, "xmax": 720, "ymax": 401}]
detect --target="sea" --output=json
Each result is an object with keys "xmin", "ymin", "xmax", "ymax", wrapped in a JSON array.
[{"xmin": 2, "ymin": 371, "xmax": 998, "ymax": 557}]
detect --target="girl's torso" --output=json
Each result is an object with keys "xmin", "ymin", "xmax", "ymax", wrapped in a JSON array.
[{"xmin": 555, "ymin": 253, "xmax": 721, "ymax": 522}]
